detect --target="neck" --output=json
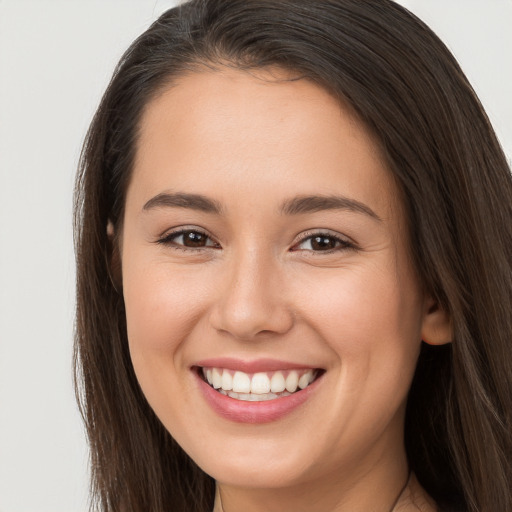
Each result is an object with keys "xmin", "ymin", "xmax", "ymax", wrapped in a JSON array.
[{"xmin": 213, "ymin": 451, "xmax": 412, "ymax": 512}]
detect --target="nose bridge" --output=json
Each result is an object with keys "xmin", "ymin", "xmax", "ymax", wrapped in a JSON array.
[{"xmin": 210, "ymin": 242, "xmax": 293, "ymax": 339}]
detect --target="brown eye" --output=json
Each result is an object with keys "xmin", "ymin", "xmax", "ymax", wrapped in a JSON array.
[
  {"xmin": 181, "ymin": 230, "xmax": 209, "ymax": 247},
  {"xmin": 157, "ymin": 229, "xmax": 219, "ymax": 249},
  {"xmin": 294, "ymin": 232, "xmax": 354, "ymax": 252},
  {"xmin": 310, "ymin": 235, "xmax": 338, "ymax": 251}
]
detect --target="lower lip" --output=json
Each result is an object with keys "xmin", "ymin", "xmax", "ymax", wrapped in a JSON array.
[{"xmin": 195, "ymin": 370, "xmax": 322, "ymax": 424}]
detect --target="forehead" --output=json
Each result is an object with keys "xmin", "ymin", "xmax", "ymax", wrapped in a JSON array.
[{"xmin": 130, "ymin": 67, "xmax": 398, "ymax": 220}]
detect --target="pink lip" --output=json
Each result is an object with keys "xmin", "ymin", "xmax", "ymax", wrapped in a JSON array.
[
  {"xmin": 193, "ymin": 366, "xmax": 323, "ymax": 424},
  {"xmin": 194, "ymin": 357, "xmax": 318, "ymax": 373}
]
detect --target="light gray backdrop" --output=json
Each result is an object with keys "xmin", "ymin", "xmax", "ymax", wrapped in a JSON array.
[{"xmin": 0, "ymin": 1, "xmax": 510, "ymax": 511}]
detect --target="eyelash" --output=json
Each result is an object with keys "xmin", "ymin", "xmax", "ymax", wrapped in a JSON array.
[
  {"xmin": 156, "ymin": 228, "xmax": 220, "ymax": 251},
  {"xmin": 156, "ymin": 228, "xmax": 356, "ymax": 254},
  {"xmin": 292, "ymin": 230, "xmax": 356, "ymax": 254}
]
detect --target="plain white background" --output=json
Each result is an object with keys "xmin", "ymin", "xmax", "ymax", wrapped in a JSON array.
[{"xmin": 0, "ymin": 1, "xmax": 510, "ymax": 511}]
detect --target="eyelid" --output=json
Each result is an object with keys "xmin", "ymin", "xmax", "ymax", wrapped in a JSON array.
[
  {"xmin": 155, "ymin": 225, "xmax": 220, "ymax": 249},
  {"xmin": 291, "ymin": 229, "xmax": 357, "ymax": 252}
]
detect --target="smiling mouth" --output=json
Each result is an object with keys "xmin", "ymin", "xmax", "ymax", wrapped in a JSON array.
[{"xmin": 197, "ymin": 367, "xmax": 323, "ymax": 402}]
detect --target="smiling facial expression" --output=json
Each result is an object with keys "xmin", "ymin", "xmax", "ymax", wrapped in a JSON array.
[{"xmin": 120, "ymin": 67, "xmax": 439, "ymax": 491}]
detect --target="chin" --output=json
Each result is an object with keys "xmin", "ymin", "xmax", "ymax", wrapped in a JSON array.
[{"xmin": 200, "ymin": 456, "xmax": 311, "ymax": 489}]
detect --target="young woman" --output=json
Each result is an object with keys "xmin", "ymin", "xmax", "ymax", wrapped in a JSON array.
[{"xmin": 74, "ymin": 1, "xmax": 512, "ymax": 511}]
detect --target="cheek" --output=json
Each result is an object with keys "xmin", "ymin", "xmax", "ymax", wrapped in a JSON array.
[
  {"xmin": 122, "ymin": 253, "xmax": 212, "ymax": 377},
  {"xmin": 121, "ymin": 255, "xmax": 216, "ymax": 437},
  {"xmin": 289, "ymin": 262, "xmax": 423, "ymax": 440},
  {"xmin": 296, "ymin": 262, "xmax": 421, "ymax": 338},
  {"xmin": 291, "ymin": 260, "xmax": 424, "ymax": 395}
]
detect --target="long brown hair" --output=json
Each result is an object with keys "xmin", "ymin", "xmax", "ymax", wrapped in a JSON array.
[{"xmin": 74, "ymin": 1, "xmax": 512, "ymax": 510}]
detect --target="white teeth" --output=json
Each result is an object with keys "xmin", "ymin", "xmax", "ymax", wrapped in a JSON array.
[
  {"xmin": 285, "ymin": 370, "xmax": 299, "ymax": 392},
  {"xmin": 202, "ymin": 367, "xmax": 319, "ymax": 399},
  {"xmin": 232, "ymin": 371, "xmax": 251, "ymax": 393},
  {"xmin": 270, "ymin": 371, "xmax": 286, "ymax": 393},
  {"xmin": 270, "ymin": 372, "xmax": 286, "ymax": 393},
  {"xmin": 221, "ymin": 370, "xmax": 233, "ymax": 391},
  {"xmin": 251, "ymin": 372, "xmax": 271, "ymax": 394},
  {"xmin": 298, "ymin": 369, "xmax": 314, "ymax": 389},
  {"xmin": 212, "ymin": 368, "xmax": 222, "ymax": 389},
  {"xmin": 229, "ymin": 391, "xmax": 292, "ymax": 402}
]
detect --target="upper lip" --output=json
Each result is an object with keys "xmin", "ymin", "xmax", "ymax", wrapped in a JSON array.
[{"xmin": 194, "ymin": 357, "xmax": 322, "ymax": 374}]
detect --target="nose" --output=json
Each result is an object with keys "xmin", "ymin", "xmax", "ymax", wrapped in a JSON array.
[{"xmin": 209, "ymin": 249, "xmax": 294, "ymax": 340}]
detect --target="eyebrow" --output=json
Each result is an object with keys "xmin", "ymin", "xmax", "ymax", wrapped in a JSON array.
[
  {"xmin": 279, "ymin": 194, "xmax": 381, "ymax": 221},
  {"xmin": 142, "ymin": 191, "xmax": 380, "ymax": 221},
  {"xmin": 143, "ymin": 192, "xmax": 223, "ymax": 214}
]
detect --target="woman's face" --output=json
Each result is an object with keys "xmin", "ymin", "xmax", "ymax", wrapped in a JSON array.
[{"xmin": 121, "ymin": 68, "xmax": 437, "ymax": 490}]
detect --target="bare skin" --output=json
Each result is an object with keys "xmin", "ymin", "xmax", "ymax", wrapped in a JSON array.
[
  {"xmin": 121, "ymin": 67, "xmax": 451, "ymax": 512},
  {"xmin": 213, "ymin": 473, "xmax": 438, "ymax": 512}
]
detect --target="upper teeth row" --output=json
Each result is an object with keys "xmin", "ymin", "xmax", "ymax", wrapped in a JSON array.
[{"xmin": 202, "ymin": 368, "xmax": 316, "ymax": 394}]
